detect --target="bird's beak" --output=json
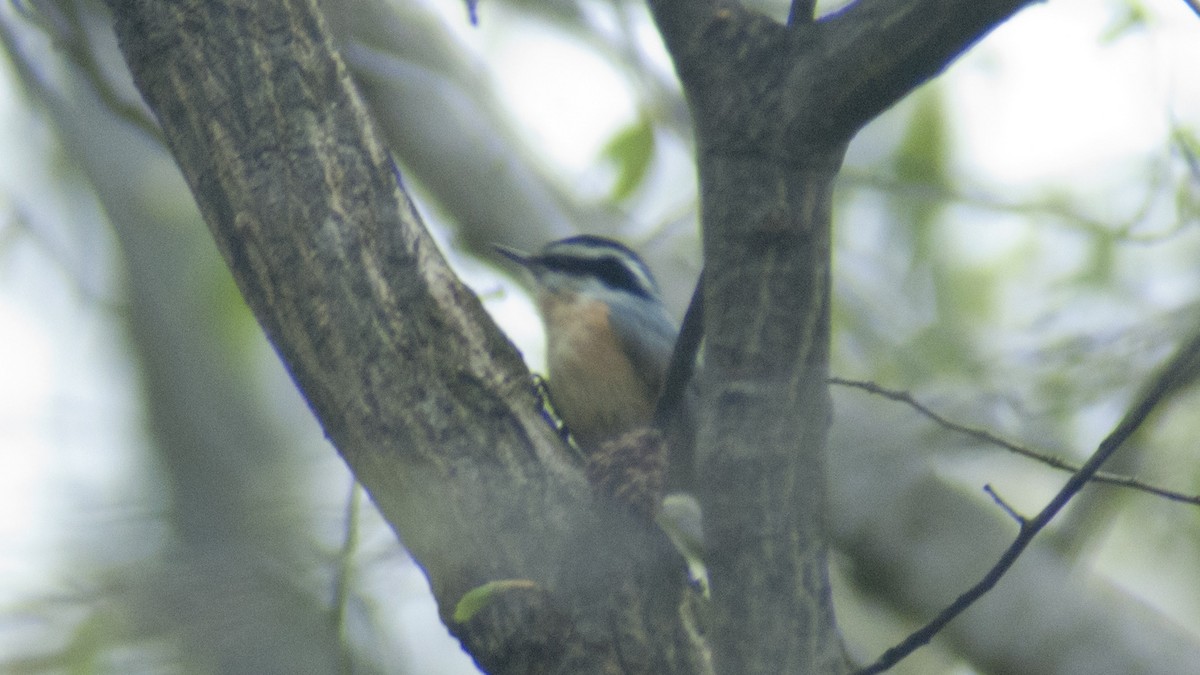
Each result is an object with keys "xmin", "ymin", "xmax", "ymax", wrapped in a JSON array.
[{"xmin": 493, "ymin": 243, "xmax": 532, "ymax": 268}]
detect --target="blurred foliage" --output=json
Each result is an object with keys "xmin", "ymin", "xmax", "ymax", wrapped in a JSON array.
[
  {"xmin": 1101, "ymin": 0, "xmax": 1150, "ymax": 42},
  {"xmin": 600, "ymin": 113, "xmax": 655, "ymax": 203},
  {"xmin": 882, "ymin": 88, "xmax": 989, "ymax": 382}
]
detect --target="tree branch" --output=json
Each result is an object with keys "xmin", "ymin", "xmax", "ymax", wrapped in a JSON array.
[
  {"xmin": 816, "ymin": 0, "xmax": 1035, "ymax": 136},
  {"xmin": 103, "ymin": 0, "xmax": 702, "ymax": 670},
  {"xmin": 643, "ymin": 1, "xmax": 1037, "ymax": 671},
  {"xmin": 858, "ymin": 329, "xmax": 1200, "ymax": 673},
  {"xmin": 830, "ymin": 377, "xmax": 1200, "ymax": 507},
  {"xmin": 649, "ymin": 0, "xmax": 1036, "ymax": 154},
  {"xmin": 828, "ymin": 391, "xmax": 1200, "ymax": 674}
]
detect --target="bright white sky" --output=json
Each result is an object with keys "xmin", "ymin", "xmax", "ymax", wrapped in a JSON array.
[{"xmin": 1, "ymin": 0, "xmax": 1199, "ymax": 667}]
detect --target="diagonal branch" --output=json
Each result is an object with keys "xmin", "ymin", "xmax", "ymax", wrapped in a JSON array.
[
  {"xmin": 648, "ymin": 0, "xmax": 1036, "ymax": 150},
  {"xmin": 815, "ymin": 0, "xmax": 1036, "ymax": 137},
  {"xmin": 858, "ymin": 329, "xmax": 1200, "ymax": 674},
  {"xmin": 103, "ymin": 0, "xmax": 702, "ymax": 670}
]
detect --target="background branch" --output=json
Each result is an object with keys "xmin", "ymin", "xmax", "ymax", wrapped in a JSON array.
[
  {"xmin": 830, "ymin": 377, "xmax": 1200, "ymax": 506},
  {"xmin": 858, "ymin": 328, "xmax": 1200, "ymax": 673}
]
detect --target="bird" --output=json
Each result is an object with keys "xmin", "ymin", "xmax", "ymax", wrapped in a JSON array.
[
  {"xmin": 494, "ymin": 235, "xmax": 679, "ymax": 454},
  {"xmin": 497, "ymin": 236, "xmax": 707, "ymax": 590}
]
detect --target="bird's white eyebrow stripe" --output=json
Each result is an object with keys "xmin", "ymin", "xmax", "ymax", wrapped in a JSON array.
[{"xmin": 539, "ymin": 248, "xmax": 658, "ymax": 297}]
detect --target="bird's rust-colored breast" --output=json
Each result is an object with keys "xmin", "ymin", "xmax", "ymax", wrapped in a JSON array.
[{"xmin": 539, "ymin": 290, "xmax": 656, "ymax": 451}]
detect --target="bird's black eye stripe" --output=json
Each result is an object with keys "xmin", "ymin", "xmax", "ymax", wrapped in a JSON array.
[{"xmin": 540, "ymin": 254, "xmax": 654, "ymax": 299}]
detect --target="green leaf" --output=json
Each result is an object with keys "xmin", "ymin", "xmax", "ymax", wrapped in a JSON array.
[
  {"xmin": 1101, "ymin": 1, "xmax": 1148, "ymax": 43},
  {"xmin": 453, "ymin": 579, "xmax": 538, "ymax": 623},
  {"xmin": 601, "ymin": 115, "xmax": 655, "ymax": 203},
  {"xmin": 890, "ymin": 87, "xmax": 950, "ymax": 265},
  {"xmin": 893, "ymin": 88, "xmax": 948, "ymax": 187}
]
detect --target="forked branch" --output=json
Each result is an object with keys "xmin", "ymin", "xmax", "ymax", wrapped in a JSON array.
[{"xmin": 858, "ymin": 329, "xmax": 1200, "ymax": 674}]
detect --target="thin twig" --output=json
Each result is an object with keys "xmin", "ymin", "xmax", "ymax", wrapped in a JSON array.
[
  {"xmin": 332, "ymin": 478, "xmax": 362, "ymax": 675},
  {"xmin": 856, "ymin": 330, "xmax": 1200, "ymax": 674},
  {"xmin": 829, "ymin": 377, "xmax": 1200, "ymax": 507},
  {"xmin": 840, "ymin": 170, "xmax": 1184, "ymax": 245},
  {"xmin": 15, "ymin": 0, "xmax": 163, "ymax": 141},
  {"xmin": 655, "ymin": 269, "xmax": 704, "ymax": 428},
  {"xmin": 982, "ymin": 484, "xmax": 1025, "ymax": 526},
  {"xmin": 655, "ymin": 270, "xmax": 704, "ymax": 492}
]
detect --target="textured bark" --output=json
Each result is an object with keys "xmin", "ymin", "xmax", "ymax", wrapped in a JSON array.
[
  {"xmin": 103, "ymin": 0, "xmax": 701, "ymax": 672},
  {"xmin": 644, "ymin": 0, "xmax": 1035, "ymax": 672},
  {"xmin": 100, "ymin": 0, "xmax": 1036, "ymax": 672}
]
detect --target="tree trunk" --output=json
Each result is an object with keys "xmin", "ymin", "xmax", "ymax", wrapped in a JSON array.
[
  {"xmin": 103, "ymin": 0, "xmax": 1034, "ymax": 672},
  {"xmin": 104, "ymin": 0, "xmax": 704, "ymax": 671},
  {"xmin": 645, "ymin": 0, "xmax": 1033, "ymax": 671}
]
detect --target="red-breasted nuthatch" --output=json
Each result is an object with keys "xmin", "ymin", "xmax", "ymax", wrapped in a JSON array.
[
  {"xmin": 495, "ymin": 235, "xmax": 679, "ymax": 452},
  {"xmin": 498, "ymin": 236, "xmax": 708, "ymax": 592}
]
